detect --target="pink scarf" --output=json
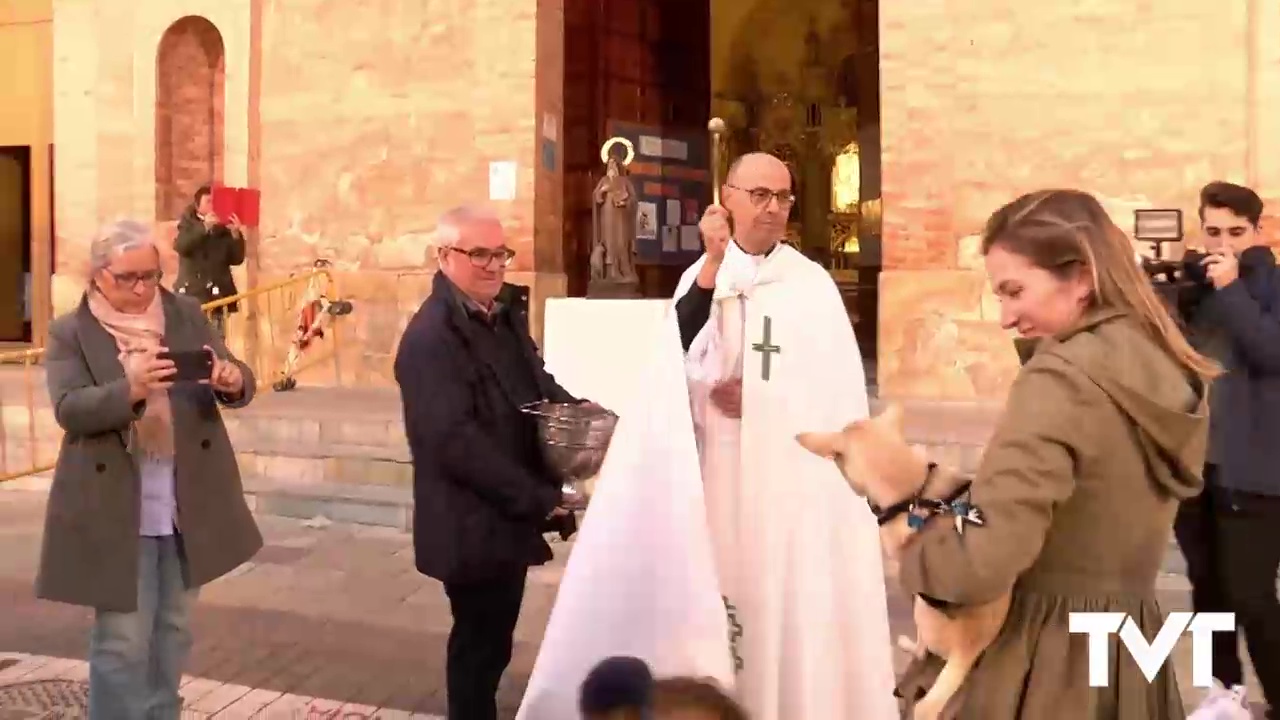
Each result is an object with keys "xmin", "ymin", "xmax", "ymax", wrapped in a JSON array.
[{"xmin": 86, "ymin": 290, "xmax": 174, "ymax": 458}]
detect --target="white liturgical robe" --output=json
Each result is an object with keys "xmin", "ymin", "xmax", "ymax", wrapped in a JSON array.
[
  {"xmin": 516, "ymin": 241, "xmax": 895, "ymax": 720},
  {"xmin": 679, "ymin": 241, "xmax": 896, "ymax": 720}
]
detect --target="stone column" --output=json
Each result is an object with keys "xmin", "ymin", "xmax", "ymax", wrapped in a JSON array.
[{"xmin": 50, "ymin": 0, "xmax": 101, "ymax": 319}]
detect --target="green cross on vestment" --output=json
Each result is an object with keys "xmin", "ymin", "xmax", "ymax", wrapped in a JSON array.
[{"xmin": 751, "ymin": 315, "xmax": 782, "ymax": 381}]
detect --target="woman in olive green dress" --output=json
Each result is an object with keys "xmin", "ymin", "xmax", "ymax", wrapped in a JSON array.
[{"xmin": 895, "ymin": 189, "xmax": 1220, "ymax": 719}]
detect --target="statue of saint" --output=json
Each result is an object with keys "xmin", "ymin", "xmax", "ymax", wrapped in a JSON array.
[{"xmin": 591, "ymin": 156, "xmax": 639, "ymax": 284}]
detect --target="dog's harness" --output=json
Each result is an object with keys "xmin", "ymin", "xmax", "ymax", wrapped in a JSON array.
[{"xmin": 869, "ymin": 462, "xmax": 987, "ymax": 534}]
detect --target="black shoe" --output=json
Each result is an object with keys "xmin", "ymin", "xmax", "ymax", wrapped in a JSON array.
[
  {"xmin": 326, "ymin": 300, "xmax": 354, "ymax": 316},
  {"xmin": 273, "ymin": 376, "xmax": 298, "ymax": 392}
]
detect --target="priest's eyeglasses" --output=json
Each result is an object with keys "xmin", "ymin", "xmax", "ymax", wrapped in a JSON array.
[
  {"xmin": 727, "ymin": 184, "xmax": 796, "ymax": 209},
  {"xmin": 449, "ymin": 247, "xmax": 516, "ymax": 269}
]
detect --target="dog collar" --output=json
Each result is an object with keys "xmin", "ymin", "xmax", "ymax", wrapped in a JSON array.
[
  {"xmin": 870, "ymin": 462, "xmax": 940, "ymax": 527},
  {"xmin": 869, "ymin": 464, "xmax": 986, "ymax": 533}
]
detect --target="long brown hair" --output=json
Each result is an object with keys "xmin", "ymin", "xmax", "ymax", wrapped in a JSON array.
[{"xmin": 982, "ymin": 189, "xmax": 1220, "ymax": 381}]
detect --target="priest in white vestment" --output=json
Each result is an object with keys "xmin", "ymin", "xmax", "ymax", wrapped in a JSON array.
[{"xmin": 516, "ymin": 153, "xmax": 896, "ymax": 720}]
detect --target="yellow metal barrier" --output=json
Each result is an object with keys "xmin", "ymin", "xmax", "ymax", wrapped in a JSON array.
[
  {"xmin": 202, "ymin": 266, "xmax": 347, "ymax": 390},
  {"xmin": 0, "ymin": 266, "xmax": 350, "ymax": 483},
  {"xmin": 0, "ymin": 348, "xmax": 54, "ymax": 483}
]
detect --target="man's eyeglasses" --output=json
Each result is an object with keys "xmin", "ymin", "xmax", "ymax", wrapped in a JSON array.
[
  {"xmin": 449, "ymin": 247, "xmax": 516, "ymax": 269},
  {"xmin": 726, "ymin": 184, "xmax": 796, "ymax": 209},
  {"xmin": 108, "ymin": 269, "xmax": 164, "ymax": 288}
]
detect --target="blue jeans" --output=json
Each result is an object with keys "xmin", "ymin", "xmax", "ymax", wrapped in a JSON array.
[{"xmin": 88, "ymin": 535, "xmax": 196, "ymax": 720}]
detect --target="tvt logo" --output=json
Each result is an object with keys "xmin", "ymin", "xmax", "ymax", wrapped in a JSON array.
[{"xmin": 1068, "ymin": 611, "xmax": 1235, "ymax": 688}]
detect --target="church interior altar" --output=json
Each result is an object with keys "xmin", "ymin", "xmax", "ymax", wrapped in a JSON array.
[{"xmin": 708, "ymin": 8, "xmax": 882, "ymax": 360}]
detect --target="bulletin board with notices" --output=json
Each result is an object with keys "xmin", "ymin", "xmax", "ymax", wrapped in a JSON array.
[{"xmin": 605, "ymin": 120, "xmax": 711, "ymax": 266}]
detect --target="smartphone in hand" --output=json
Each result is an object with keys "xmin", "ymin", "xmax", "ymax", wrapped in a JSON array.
[{"xmin": 157, "ymin": 349, "xmax": 214, "ymax": 383}]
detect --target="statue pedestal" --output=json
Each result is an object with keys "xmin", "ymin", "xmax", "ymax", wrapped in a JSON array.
[{"xmin": 586, "ymin": 279, "xmax": 641, "ymax": 299}]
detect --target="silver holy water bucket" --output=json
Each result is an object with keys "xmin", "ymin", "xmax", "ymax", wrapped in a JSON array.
[{"xmin": 520, "ymin": 401, "xmax": 619, "ymax": 503}]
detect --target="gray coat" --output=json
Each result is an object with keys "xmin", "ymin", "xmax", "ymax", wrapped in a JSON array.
[{"xmin": 36, "ymin": 290, "xmax": 263, "ymax": 612}]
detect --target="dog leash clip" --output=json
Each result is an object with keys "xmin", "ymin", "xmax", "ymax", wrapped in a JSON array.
[{"xmin": 949, "ymin": 500, "xmax": 986, "ymax": 535}]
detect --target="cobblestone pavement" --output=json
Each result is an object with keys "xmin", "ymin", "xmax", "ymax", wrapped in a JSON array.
[
  {"xmin": 0, "ymin": 490, "xmax": 1265, "ymax": 718},
  {"xmin": 0, "ymin": 652, "xmax": 442, "ymax": 718}
]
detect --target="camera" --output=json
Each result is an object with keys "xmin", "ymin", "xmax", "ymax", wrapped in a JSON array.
[
  {"xmin": 1141, "ymin": 251, "xmax": 1213, "ymax": 323},
  {"xmin": 1144, "ymin": 245, "xmax": 1277, "ymax": 323}
]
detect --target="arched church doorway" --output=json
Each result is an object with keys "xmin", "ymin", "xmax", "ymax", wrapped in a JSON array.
[
  {"xmin": 561, "ymin": 0, "xmax": 881, "ymax": 361},
  {"xmin": 155, "ymin": 15, "xmax": 226, "ymax": 221}
]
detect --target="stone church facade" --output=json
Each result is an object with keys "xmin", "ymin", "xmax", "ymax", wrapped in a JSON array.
[{"xmin": 15, "ymin": 0, "xmax": 1280, "ymax": 401}]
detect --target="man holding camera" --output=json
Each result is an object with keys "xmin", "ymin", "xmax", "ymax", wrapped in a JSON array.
[{"xmin": 1175, "ymin": 182, "xmax": 1280, "ymax": 717}]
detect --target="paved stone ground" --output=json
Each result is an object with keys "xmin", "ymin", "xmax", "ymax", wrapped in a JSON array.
[
  {"xmin": 0, "ymin": 490, "xmax": 1266, "ymax": 718},
  {"xmin": 0, "ymin": 653, "xmax": 443, "ymax": 718}
]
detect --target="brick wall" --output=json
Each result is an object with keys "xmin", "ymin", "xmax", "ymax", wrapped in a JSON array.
[
  {"xmin": 877, "ymin": 0, "xmax": 1252, "ymax": 400},
  {"xmin": 253, "ymin": 0, "xmax": 564, "ymax": 385},
  {"xmin": 49, "ymin": 0, "xmax": 1276, "ymax": 401},
  {"xmin": 155, "ymin": 15, "xmax": 226, "ymax": 220},
  {"xmin": 51, "ymin": 0, "xmax": 565, "ymax": 387}
]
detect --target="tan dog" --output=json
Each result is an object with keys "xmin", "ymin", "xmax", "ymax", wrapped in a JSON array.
[{"xmin": 796, "ymin": 404, "xmax": 1011, "ymax": 720}]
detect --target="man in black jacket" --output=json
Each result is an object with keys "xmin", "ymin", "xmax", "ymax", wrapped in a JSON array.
[
  {"xmin": 1176, "ymin": 181, "xmax": 1280, "ymax": 717},
  {"xmin": 394, "ymin": 205, "xmax": 584, "ymax": 720}
]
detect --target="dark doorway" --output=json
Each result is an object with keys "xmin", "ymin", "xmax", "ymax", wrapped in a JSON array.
[
  {"xmin": 562, "ymin": 0, "xmax": 712, "ymax": 299},
  {"xmin": 561, "ymin": 0, "xmax": 881, "ymax": 362},
  {"xmin": 0, "ymin": 146, "xmax": 33, "ymax": 343}
]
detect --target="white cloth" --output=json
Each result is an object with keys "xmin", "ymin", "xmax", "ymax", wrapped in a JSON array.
[
  {"xmin": 516, "ymin": 315, "xmax": 734, "ymax": 720},
  {"xmin": 677, "ymin": 241, "xmax": 897, "ymax": 720},
  {"xmin": 516, "ymin": 241, "xmax": 896, "ymax": 720}
]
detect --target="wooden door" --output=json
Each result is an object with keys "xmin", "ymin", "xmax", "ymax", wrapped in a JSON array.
[
  {"xmin": 561, "ymin": 0, "xmax": 711, "ymax": 298},
  {"xmin": 562, "ymin": 0, "xmax": 601, "ymax": 299}
]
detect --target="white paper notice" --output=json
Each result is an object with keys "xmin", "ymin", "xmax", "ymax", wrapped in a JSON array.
[
  {"xmin": 638, "ymin": 135, "xmax": 663, "ymax": 157},
  {"xmin": 542, "ymin": 113, "xmax": 557, "ymax": 141},
  {"xmin": 662, "ymin": 226, "xmax": 679, "ymax": 252},
  {"xmin": 665, "ymin": 199, "xmax": 681, "ymax": 226},
  {"xmin": 636, "ymin": 202, "xmax": 658, "ymax": 239},
  {"xmin": 489, "ymin": 161, "xmax": 517, "ymax": 201},
  {"xmin": 679, "ymin": 225, "xmax": 702, "ymax": 252}
]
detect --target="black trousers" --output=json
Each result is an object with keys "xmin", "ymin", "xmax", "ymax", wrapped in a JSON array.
[
  {"xmin": 1173, "ymin": 471, "xmax": 1280, "ymax": 707},
  {"xmin": 444, "ymin": 570, "xmax": 527, "ymax": 720}
]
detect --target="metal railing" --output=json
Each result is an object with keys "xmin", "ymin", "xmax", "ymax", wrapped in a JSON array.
[
  {"xmin": 204, "ymin": 266, "xmax": 347, "ymax": 390},
  {"xmin": 0, "ymin": 349, "xmax": 52, "ymax": 482},
  {"xmin": 0, "ymin": 267, "xmax": 349, "ymax": 483}
]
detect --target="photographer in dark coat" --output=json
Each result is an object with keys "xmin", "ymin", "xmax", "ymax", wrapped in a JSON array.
[
  {"xmin": 173, "ymin": 185, "xmax": 245, "ymax": 337},
  {"xmin": 1174, "ymin": 181, "xmax": 1280, "ymax": 717},
  {"xmin": 394, "ymin": 205, "xmax": 590, "ymax": 720}
]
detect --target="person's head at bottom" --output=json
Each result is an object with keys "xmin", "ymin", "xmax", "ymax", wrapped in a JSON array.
[
  {"xmin": 578, "ymin": 657, "xmax": 748, "ymax": 720},
  {"xmin": 580, "ymin": 656, "xmax": 653, "ymax": 720}
]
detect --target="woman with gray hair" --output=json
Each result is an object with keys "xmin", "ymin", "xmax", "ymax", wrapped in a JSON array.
[{"xmin": 37, "ymin": 219, "xmax": 263, "ymax": 719}]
